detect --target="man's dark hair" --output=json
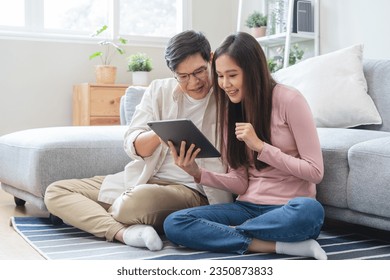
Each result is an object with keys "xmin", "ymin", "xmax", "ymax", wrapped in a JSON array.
[{"xmin": 165, "ymin": 30, "xmax": 211, "ymax": 71}]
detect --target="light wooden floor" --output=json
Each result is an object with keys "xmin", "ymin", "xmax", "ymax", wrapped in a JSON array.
[{"xmin": 0, "ymin": 187, "xmax": 48, "ymax": 260}]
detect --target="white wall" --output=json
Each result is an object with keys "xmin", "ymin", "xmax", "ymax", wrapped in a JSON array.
[
  {"xmin": 320, "ymin": 0, "xmax": 390, "ymax": 58},
  {"xmin": 240, "ymin": 0, "xmax": 390, "ymax": 58},
  {"xmin": 192, "ymin": 0, "xmax": 238, "ymax": 50},
  {"xmin": 0, "ymin": 0, "xmax": 239, "ymax": 136},
  {"xmin": 0, "ymin": 40, "xmax": 168, "ymax": 135},
  {"xmin": 1, "ymin": 0, "xmax": 390, "ymax": 135}
]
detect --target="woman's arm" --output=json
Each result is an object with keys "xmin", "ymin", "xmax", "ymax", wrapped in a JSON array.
[
  {"xmin": 259, "ymin": 93, "xmax": 324, "ymax": 184},
  {"xmin": 168, "ymin": 141, "xmax": 249, "ymax": 195},
  {"xmin": 199, "ymin": 166, "xmax": 249, "ymax": 195}
]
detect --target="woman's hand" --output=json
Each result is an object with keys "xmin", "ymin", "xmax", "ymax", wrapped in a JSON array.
[
  {"xmin": 235, "ymin": 123, "xmax": 264, "ymax": 153},
  {"xmin": 168, "ymin": 141, "xmax": 202, "ymax": 182}
]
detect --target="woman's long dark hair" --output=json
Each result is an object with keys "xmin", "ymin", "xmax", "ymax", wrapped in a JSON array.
[{"xmin": 212, "ymin": 32, "xmax": 277, "ymax": 170}]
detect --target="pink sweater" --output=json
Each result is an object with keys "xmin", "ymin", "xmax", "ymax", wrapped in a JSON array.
[{"xmin": 200, "ymin": 84, "xmax": 324, "ymax": 205}]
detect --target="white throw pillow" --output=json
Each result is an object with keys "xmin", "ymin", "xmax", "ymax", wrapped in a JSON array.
[{"xmin": 273, "ymin": 44, "xmax": 382, "ymax": 128}]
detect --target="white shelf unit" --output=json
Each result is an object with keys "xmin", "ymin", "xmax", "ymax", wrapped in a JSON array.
[
  {"xmin": 239, "ymin": 0, "xmax": 320, "ymax": 69},
  {"xmin": 257, "ymin": 31, "xmax": 316, "ymax": 47}
]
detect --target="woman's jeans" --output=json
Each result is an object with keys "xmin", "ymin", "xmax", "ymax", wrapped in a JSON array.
[{"xmin": 164, "ymin": 197, "xmax": 325, "ymax": 254}]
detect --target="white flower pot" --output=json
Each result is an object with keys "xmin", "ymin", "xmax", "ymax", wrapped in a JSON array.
[
  {"xmin": 132, "ymin": 71, "xmax": 149, "ymax": 86},
  {"xmin": 251, "ymin": 26, "xmax": 267, "ymax": 38}
]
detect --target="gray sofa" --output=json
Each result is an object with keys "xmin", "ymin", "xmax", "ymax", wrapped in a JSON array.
[
  {"xmin": 316, "ymin": 59, "xmax": 390, "ymax": 231},
  {"xmin": 0, "ymin": 86, "xmax": 145, "ymax": 211},
  {"xmin": 1, "ymin": 60, "xmax": 390, "ymax": 232}
]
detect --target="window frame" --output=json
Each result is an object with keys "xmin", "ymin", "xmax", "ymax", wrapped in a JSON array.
[{"xmin": 0, "ymin": 0, "xmax": 192, "ymax": 47}]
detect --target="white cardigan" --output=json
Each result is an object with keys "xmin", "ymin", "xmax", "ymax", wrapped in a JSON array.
[{"xmin": 99, "ymin": 78, "xmax": 233, "ymax": 205}]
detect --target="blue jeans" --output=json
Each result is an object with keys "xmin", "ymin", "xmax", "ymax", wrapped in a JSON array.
[{"xmin": 163, "ymin": 197, "xmax": 325, "ymax": 254}]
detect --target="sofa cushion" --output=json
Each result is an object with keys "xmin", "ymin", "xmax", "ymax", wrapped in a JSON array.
[
  {"xmin": 120, "ymin": 86, "xmax": 146, "ymax": 125},
  {"xmin": 316, "ymin": 128, "xmax": 390, "ymax": 209},
  {"xmin": 273, "ymin": 44, "xmax": 382, "ymax": 128},
  {"xmin": 348, "ymin": 136, "xmax": 390, "ymax": 218}
]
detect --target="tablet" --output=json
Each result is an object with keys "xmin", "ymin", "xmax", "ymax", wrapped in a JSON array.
[{"xmin": 147, "ymin": 119, "xmax": 221, "ymax": 158}]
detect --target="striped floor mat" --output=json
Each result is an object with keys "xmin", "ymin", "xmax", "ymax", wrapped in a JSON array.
[{"xmin": 11, "ymin": 216, "xmax": 390, "ymax": 260}]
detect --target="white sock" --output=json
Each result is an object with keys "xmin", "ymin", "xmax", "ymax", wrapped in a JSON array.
[
  {"xmin": 122, "ymin": 225, "xmax": 163, "ymax": 251},
  {"xmin": 276, "ymin": 239, "xmax": 327, "ymax": 260}
]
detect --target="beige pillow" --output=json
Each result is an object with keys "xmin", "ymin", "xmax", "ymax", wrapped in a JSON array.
[{"xmin": 273, "ymin": 44, "xmax": 382, "ymax": 128}]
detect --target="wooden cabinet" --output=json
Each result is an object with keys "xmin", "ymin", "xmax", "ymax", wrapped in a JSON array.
[{"xmin": 73, "ymin": 83, "xmax": 129, "ymax": 126}]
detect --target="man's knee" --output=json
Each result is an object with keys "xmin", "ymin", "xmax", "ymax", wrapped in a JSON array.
[
  {"xmin": 44, "ymin": 178, "xmax": 87, "ymax": 211},
  {"xmin": 110, "ymin": 186, "xmax": 159, "ymax": 222},
  {"xmin": 44, "ymin": 180, "xmax": 68, "ymax": 210}
]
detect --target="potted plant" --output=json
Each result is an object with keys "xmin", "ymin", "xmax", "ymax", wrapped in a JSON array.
[
  {"xmin": 245, "ymin": 11, "xmax": 268, "ymax": 38},
  {"xmin": 89, "ymin": 25, "xmax": 128, "ymax": 84},
  {"xmin": 127, "ymin": 53, "xmax": 153, "ymax": 86},
  {"xmin": 267, "ymin": 44, "xmax": 305, "ymax": 73}
]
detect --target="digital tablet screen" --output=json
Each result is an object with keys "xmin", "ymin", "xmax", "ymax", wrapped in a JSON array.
[{"xmin": 147, "ymin": 119, "xmax": 221, "ymax": 158}]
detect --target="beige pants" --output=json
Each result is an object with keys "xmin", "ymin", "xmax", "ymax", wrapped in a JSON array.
[{"xmin": 44, "ymin": 176, "xmax": 208, "ymax": 241}]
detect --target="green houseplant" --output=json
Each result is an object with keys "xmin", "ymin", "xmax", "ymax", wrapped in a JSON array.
[
  {"xmin": 267, "ymin": 44, "xmax": 305, "ymax": 73},
  {"xmin": 245, "ymin": 11, "xmax": 268, "ymax": 38},
  {"xmin": 127, "ymin": 53, "xmax": 153, "ymax": 72},
  {"xmin": 89, "ymin": 25, "xmax": 128, "ymax": 84},
  {"xmin": 127, "ymin": 53, "xmax": 152, "ymax": 85}
]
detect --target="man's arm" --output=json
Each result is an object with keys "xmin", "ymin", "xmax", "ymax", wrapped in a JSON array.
[{"xmin": 134, "ymin": 130, "xmax": 162, "ymax": 157}]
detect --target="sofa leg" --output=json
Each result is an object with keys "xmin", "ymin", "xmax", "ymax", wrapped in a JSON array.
[
  {"xmin": 49, "ymin": 213, "xmax": 63, "ymax": 225},
  {"xmin": 14, "ymin": 197, "xmax": 26, "ymax": 207}
]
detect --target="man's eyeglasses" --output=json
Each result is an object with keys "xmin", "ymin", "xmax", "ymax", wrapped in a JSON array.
[{"xmin": 174, "ymin": 65, "xmax": 208, "ymax": 83}]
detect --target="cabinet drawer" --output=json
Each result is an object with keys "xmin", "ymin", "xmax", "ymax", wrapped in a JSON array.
[
  {"xmin": 90, "ymin": 117, "xmax": 120, "ymax": 125},
  {"xmin": 73, "ymin": 83, "xmax": 129, "ymax": 126},
  {"xmin": 90, "ymin": 88, "xmax": 124, "ymax": 116}
]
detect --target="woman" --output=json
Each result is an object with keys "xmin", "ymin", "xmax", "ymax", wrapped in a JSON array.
[{"xmin": 164, "ymin": 32, "xmax": 327, "ymax": 260}]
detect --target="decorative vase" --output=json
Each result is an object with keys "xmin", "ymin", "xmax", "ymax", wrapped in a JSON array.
[
  {"xmin": 132, "ymin": 71, "xmax": 149, "ymax": 86},
  {"xmin": 95, "ymin": 65, "xmax": 117, "ymax": 84},
  {"xmin": 251, "ymin": 26, "xmax": 267, "ymax": 38}
]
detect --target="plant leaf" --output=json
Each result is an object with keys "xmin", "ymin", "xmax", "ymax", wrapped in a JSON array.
[
  {"xmin": 91, "ymin": 25, "xmax": 108, "ymax": 37},
  {"xmin": 118, "ymin": 37, "xmax": 128, "ymax": 44},
  {"xmin": 116, "ymin": 47, "xmax": 125, "ymax": 55},
  {"xmin": 89, "ymin": 52, "xmax": 103, "ymax": 60},
  {"xmin": 103, "ymin": 41, "xmax": 125, "ymax": 54},
  {"xmin": 89, "ymin": 25, "xmax": 127, "ymax": 65},
  {"xmin": 98, "ymin": 40, "xmax": 110, "ymax": 45}
]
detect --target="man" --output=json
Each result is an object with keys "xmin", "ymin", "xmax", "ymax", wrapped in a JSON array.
[{"xmin": 44, "ymin": 30, "xmax": 232, "ymax": 251}]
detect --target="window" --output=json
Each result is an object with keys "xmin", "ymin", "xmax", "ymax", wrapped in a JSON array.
[
  {"xmin": 43, "ymin": 0, "xmax": 110, "ymax": 34},
  {"xmin": 0, "ymin": 0, "xmax": 191, "ymax": 45},
  {"xmin": 120, "ymin": 0, "xmax": 177, "ymax": 38},
  {"xmin": 0, "ymin": 0, "xmax": 24, "ymax": 27}
]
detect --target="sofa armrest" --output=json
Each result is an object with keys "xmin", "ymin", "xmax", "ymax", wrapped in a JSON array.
[
  {"xmin": 0, "ymin": 125, "xmax": 130, "ymax": 200},
  {"xmin": 348, "ymin": 136, "xmax": 390, "ymax": 217}
]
